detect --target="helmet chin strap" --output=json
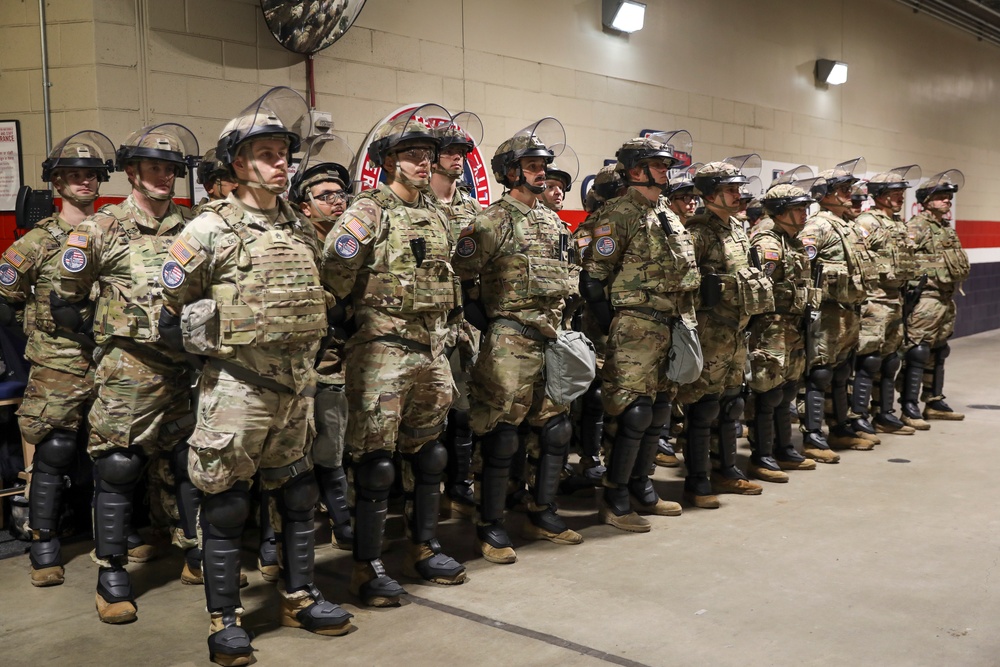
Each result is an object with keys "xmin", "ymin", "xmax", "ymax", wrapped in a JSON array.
[
  {"xmin": 130, "ymin": 175, "xmax": 175, "ymax": 202},
  {"xmin": 305, "ymin": 191, "xmax": 337, "ymax": 226},
  {"xmin": 238, "ymin": 160, "xmax": 286, "ymax": 195},
  {"xmin": 513, "ymin": 164, "xmax": 546, "ymax": 194},
  {"xmin": 54, "ymin": 179, "xmax": 99, "ymax": 208}
]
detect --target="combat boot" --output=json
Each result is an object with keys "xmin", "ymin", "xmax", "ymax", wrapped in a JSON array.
[
  {"xmin": 924, "ymin": 399, "xmax": 965, "ymax": 421},
  {"xmin": 208, "ymin": 610, "xmax": 253, "ymax": 667},
  {"xmin": 749, "ymin": 460, "xmax": 789, "ymax": 483},
  {"xmin": 628, "ymin": 478, "xmax": 682, "ymax": 516},
  {"xmin": 476, "ymin": 520, "xmax": 516, "ymax": 564},
  {"xmin": 96, "ymin": 564, "xmax": 137, "ymax": 624},
  {"xmin": 600, "ymin": 485, "xmax": 651, "ymax": 532},
  {"xmin": 655, "ymin": 435, "xmax": 680, "ymax": 467},
  {"xmin": 126, "ymin": 532, "xmax": 161, "ymax": 563},
  {"xmin": 279, "ymin": 586, "xmax": 354, "ymax": 636},
  {"xmin": 402, "ymin": 539, "xmax": 467, "ymax": 584},
  {"xmin": 773, "ymin": 383, "xmax": 817, "ymax": 471},
  {"xmin": 684, "ymin": 397, "xmax": 721, "ymax": 508},
  {"xmin": 350, "ymin": 560, "xmax": 406, "ymax": 607},
  {"xmin": 828, "ymin": 423, "xmax": 875, "ymax": 450},
  {"xmin": 713, "ymin": 393, "xmax": 762, "ymax": 495},
  {"xmin": 900, "ymin": 345, "xmax": 932, "ymax": 429},
  {"xmin": 29, "ymin": 531, "xmax": 64, "ymax": 587},
  {"xmin": 523, "ymin": 502, "xmax": 583, "ymax": 544},
  {"xmin": 849, "ymin": 418, "xmax": 881, "ymax": 445},
  {"xmin": 874, "ymin": 412, "xmax": 915, "ymax": 435},
  {"xmin": 802, "ymin": 432, "xmax": 840, "ymax": 464}
]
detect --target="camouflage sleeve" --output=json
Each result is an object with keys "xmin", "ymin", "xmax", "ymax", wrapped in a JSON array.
[
  {"xmin": 688, "ymin": 221, "xmax": 711, "ymax": 264},
  {"xmin": 854, "ymin": 213, "xmax": 881, "ymax": 251},
  {"xmin": 0, "ymin": 230, "xmax": 45, "ymax": 302},
  {"xmin": 580, "ymin": 205, "xmax": 624, "ymax": 280},
  {"xmin": 55, "ymin": 217, "xmax": 105, "ymax": 303},
  {"xmin": 797, "ymin": 219, "xmax": 823, "ymax": 267},
  {"xmin": 752, "ymin": 232, "xmax": 784, "ymax": 278},
  {"xmin": 321, "ymin": 197, "xmax": 380, "ymax": 300},
  {"xmin": 160, "ymin": 212, "xmax": 220, "ymax": 312},
  {"xmin": 452, "ymin": 207, "xmax": 502, "ymax": 283},
  {"xmin": 906, "ymin": 216, "xmax": 931, "ymax": 254}
]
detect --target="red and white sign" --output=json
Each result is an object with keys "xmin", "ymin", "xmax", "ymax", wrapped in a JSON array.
[{"xmin": 353, "ymin": 104, "xmax": 492, "ymax": 207}]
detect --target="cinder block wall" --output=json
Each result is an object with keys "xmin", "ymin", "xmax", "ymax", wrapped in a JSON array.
[{"xmin": 2, "ymin": 0, "xmax": 999, "ymax": 334}]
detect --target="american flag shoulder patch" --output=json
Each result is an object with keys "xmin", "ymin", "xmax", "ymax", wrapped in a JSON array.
[
  {"xmin": 345, "ymin": 217, "xmax": 372, "ymax": 242},
  {"xmin": 169, "ymin": 238, "xmax": 196, "ymax": 266},
  {"xmin": 2, "ymin": 247, "xmax": 26, "ymax": 268},
  {"xmin": 67, "ymin": 232, "xmax": 89, "ymax": 248},
  {"xmin": 763, "ymin": 250, "xmax": 780, "ymax": 261},
  {"xmin": 594, "ymin": 224, "xmax": 612, "ymax": 237}
]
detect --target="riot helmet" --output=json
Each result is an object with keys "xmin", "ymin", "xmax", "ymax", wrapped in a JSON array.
[{"xmin": 491, "ymin": 117, "xmax": 564, "ymax": 192}]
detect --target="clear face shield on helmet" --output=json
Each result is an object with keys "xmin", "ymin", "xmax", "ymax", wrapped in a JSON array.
[
  {"xmin": 654, "ymin": 130, "xmax": 692, "ymax": 167},
  {"xmin": 918, "ymin": 168, "xmax": 964, "ymax": 212},
  {"xmin": 367, "ymin": 103, "xmax": 450, "ymax": 189},
  {"xmin": 292, "ymin": 133, "xmax": 354, "ymax": 220},
  {"xmin": 738, "ymin": 175, "xmax": 764, "ymax": 219},
  {"xmin": 541, "ymin": 143, "xmax": 578, "ymax": 211},
  {"xmin": 218, "ymin": 86, "xmax": 308, "ymax": 194},
  {"xmin": 435, "ymin": 111, "xmax": 483, "ymax": 178},
  {"xmin": 770, "ymin": 164, "xmax": 815, "ymax": 188},
  {"xmin": 496, "ymin": 117, "xmax": 565, "ymax": 193},
  {"xmin": 118, "ymin": 123, "xmax": 200, "ymax": 201},
  {"xmin": 43, "ymin": 130, "xmax": 116, "ymax": 205}
]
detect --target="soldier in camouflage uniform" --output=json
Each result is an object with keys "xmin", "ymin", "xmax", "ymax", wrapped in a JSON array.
[
  {"xmin": 194, "ymin": 148, "xmax": 236, "ymax": 213},
  {"xmin": 0, "ymin": 131, "xmax": 113, "ymax": 586},
  {"xmin": 428, "ymin": 112, "xmax": 484, "ymax": 520},
  {"xmin": 798, "ymin": 159, "xmax": 880, "ymax": 458},
  {"xmin": 160, "ymin": 89, "xmax": 353, "ymax": 664},
  {"xmin": 50, "ymin": 123, "xmax": 200, "ymax": 624},
  {"xmin": 540, "ymin": 144, "xmax": 577, "ymax": 214},
  {"xmin": 853, "ymin": 166, "xmax": 921, "ymax": 436},
  {"xmin": 454, "ymin": 118, "xmax": 583, "ymax": 563},
  {"xmin": 902, "ymin": 170, "xmax": 970, "ymax": 424},
  {"xmin": 324, "ymin": 104, "xmax": 467, "ymax": 606},
  {"xmin": 289, "ymin": 133, "xmax": 356, "ymax": 551},
  {"xmin": 665, "ymin": 167, "xmax": 699, "ymax": 226},
  {"xmin": 581, "ymin": 132, "xmax": 700, "ymax": 528},
  {"xmin": 559, "ymin": 165, "xmax": 623, "ymax": 494},
  {"xmin": 678, "ymin": 159, "xmax": 773, "ymax": 507},
  {"xmin": 746, "ymin": 183, "xmax": 823, "ymax": 482}
]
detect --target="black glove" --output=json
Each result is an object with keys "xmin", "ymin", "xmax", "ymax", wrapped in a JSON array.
[
  {"xmin": 699, "ymin": 273, "xmax": 722, "ymax": 309},
  {"xmin": 157, "ymin": 308, "xmax": 184, "ymax": 352},
  {"xmin": 590, "ymin": 300, "xmax": 613, "ymax": 336},
  {"xmin": 49, "ymin": 291, "xmax": 90, "ymax": 333},
  {"xmin": 463, "ymin": 299, "xmax": 488, "ymax": 332}
]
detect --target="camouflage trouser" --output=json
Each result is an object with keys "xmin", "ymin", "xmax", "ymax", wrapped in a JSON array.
[
  {"xmin": 677, "ymin": 316, "xmax": 748, "ymax": 405},
  {"xmin": 748, "ymin": 316, "xmax": 806, "ymax": 394},
  {"xmin": 807, "ymin": 304, "xmax": 860, "ymax": 369},
  {"xmin": 188, "ymin": 362, "xmax": 313, "ymax": 495},
  {"xmin": 312, "ymin": 382, "xmax": 347, "ymax": 469},
  {"xmin": 859, "ymin": 294, "xmax": 904, "ymax": 357},
  {"xmin": 449, "ymin": 345, "xmax": 472, "ymax": 412},
  {"xmin": 17, "ymin": 364, "xmax": 94, "ymax": 445},
  {"xmin": 601, "ymin": 312, "xmax": 671, "ymax": 417},
  {"xmin": 906, "ymin": 291, "xmax": 956, "ymax": 349},
  {"xmin": 345, "ymin": 340, "xmax": 453, "ymax": 458},
  {"xmin": 88, "ymin": 343, "xmax": 195, "ymax": 549}
]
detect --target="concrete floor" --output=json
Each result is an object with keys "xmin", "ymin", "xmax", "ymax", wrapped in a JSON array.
[{"xmin": 3, "ymin": 329, "xmax": 1000, "ymax": 667}]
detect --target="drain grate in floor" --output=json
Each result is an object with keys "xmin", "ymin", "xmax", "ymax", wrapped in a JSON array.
[
  {"xmin": 968, "ymin": 404, "xmax": 1000, "ymax": 410},
  {"xmin": 888, "ymin": 458, "xmax": 911, "ymax": 463}
]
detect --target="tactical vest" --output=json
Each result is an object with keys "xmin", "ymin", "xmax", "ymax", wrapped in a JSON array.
[
  {"xmin": 817, "ymin": 213, "xmax": 877, "ymax": 306},
  {"xmin": 355, "ymin": 189, "xmax": 458, "ymax": 315},
  {"xmin": 860, "ymin": 211, "xmax": 917, "ymax": 289},
  {"xmin": 758, "ymin": 230, "xmax": 820, "ymax": 316},
  {"xmin": 203, "ymin": 201, "xmax": 327, "ymax": 346},
  {"xmin": 920, "ymin": 214, "xmax": 970, "ymax": 285},
  {"xmin": 93, "ymin": 205, "xmax": 176, "ymax": 342},
  {"xmin": 696, "ymin": 215, "xmax": 774, "ymax": 323},
  {"xmin": 609, "ymin": 200, "xmax": 700, "ymax": 311},
  {"xmin": 24, "ymin": 217, "xmax": 69, "ymax": 335},
  {"xmin": 482, "ymin": 200, "xmax": 573, "ymax": 313}
]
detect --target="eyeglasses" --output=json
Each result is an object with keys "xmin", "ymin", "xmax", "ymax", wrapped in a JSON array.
[
  {"xmin": 394, "ymin": 147, "xmax": 435, "ymax": 163},
  {"xmin": 313, "ymin": 190, "xmax": 347, "ymax": 204}
]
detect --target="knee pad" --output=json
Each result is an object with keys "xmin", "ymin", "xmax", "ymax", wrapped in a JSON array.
[
  {"xmin": 688, "ymin": 396, "xmax": 721, "ymax": 427},
  {"xmin": 858, "ymin": 354, "xmax": 881, "ymax": 374},
  {"xmin": 808, "ymin": 366, "xmax": 834, "ymax": 391},
  {"xmin": 583, "ymin": 381, "xmax": 603, "ymax": 412},
  {"xmin": 281, "ymin": 471, "xmax": 320, "ymax": 514},
  {"xmin": 539, "ymin": 414, "xmax": 572, "ymax": 455},
  {"xmin": 757, "ymin": 387, "xmax": 785, "ymax": 411},
  {"xmin": 906, "ymin": 343, "xmax": 931, "ymax": 364},
  {"xmin": 721, "ymin": 394, "xmax": 745, "ymax": 422},
  {"xmin": 935, "ymin": 343, "xmax": 951, "ymax": 360},
  {"xmin": 414, "ymin": 440, "xmax": 448, "ymax": 477},
  {"xmin": 355, "ymin": 451, "xmax": 395, "ymax": 498},
  {"xmin": 650, "ymin": 393, "xmax": 671, "ymax": 430},
  {"xmin": 832, "ymin": 361, "xmax": 852, "ymax": 384},
  {"xmin": 95, "ymin": 449, "xmax": 146, "ymax": 490},
  {"xmin": 483, "ymin": 423, "xmax": 520, "ymax": 461},
  {"xmin": 202, "ymin": 487, "xmax": 251, "ymax": 532},
  {"xmin": 35, "ymin": 430, "xmax": 77, "ymax": 473},
  {"xmin": 619, "ymin": 396, "xmax": 654, "ymax": 437},
  {"xmin": 882, "ymin": 354, "xmax": 901, "ymax": 376}
]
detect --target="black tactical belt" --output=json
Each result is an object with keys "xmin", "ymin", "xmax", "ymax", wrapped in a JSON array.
[
  {"xmin": 209, "ymin": 358, "xmax": 317, "ymax": 398},
  {"xmin": 619, "ymin": 307, "xmax": 675, "ymax": 326},
  {"xmin": 493, "ymin": 317, "xmax": 549, "ymax": 342},
  {"xmin": 259, "ymin": 455, "xmax": 312, "ymax": 482}
]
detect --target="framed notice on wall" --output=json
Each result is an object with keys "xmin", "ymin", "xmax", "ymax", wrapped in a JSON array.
[{"xmin": 0, "ymin": 120, "xmax": 24, "ymax": 212}]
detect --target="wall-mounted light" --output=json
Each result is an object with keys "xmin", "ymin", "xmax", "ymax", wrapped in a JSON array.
[
  {"xmin": 603, "ymin": 0, "xmax": 646, "ymax": 33},
  {"xmin": 815, "ymin": 59, "xmax": 848, "ymax": 85}
]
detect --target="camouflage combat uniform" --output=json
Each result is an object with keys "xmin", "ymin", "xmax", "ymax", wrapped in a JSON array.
[{"xmin": 582, "ymin": 187, "xmax": 700, "ymax": 519}]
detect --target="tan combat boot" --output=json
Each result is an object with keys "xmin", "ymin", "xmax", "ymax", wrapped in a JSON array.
[
  {"xmin": 776, "ymin": 458, "xmax": 817, "ymax": 471},
  {"xmin": 209, "ymin": 611, "xmax": 253, "ymax": 667},
  {"xmin": 350, "ymin": 560, "xmax": 405, "ymax": 607},
  {"xmin": 476, "ymin": 521, "xmax": 517, "ymax": 564},
  {"xmin": 924, "ymin": 399, "xmax": 965, "ymax": 421},
  {"xmin": 280, "ymin": 595, "xmax": 355, "ymax": 636},
  {"xmin": 827, "ymin": 424, "xmax": 875, "ymax": 451},
  {"xmin": 682, "ymin": 490, "xmax": 721, "ymax": 509},
  {"xmin": 712, "ymin": 476, "xmax": 763, "ymax": 495},
  {"xmin": 749, "ymin": 464, "xmax": 789, "ymax": 483},
  {"xmin": 402, "ymin": 541, "xmax": 467, "ymax": 585},
  {"xmin": 803, "ymin": 447, "xmax": 841, "ymax": 463}
]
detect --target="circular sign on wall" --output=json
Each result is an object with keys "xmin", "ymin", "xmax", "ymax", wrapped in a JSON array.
[{"xmin": 352, "ymin": 104, "xmax": 492, "ymax": 207}]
